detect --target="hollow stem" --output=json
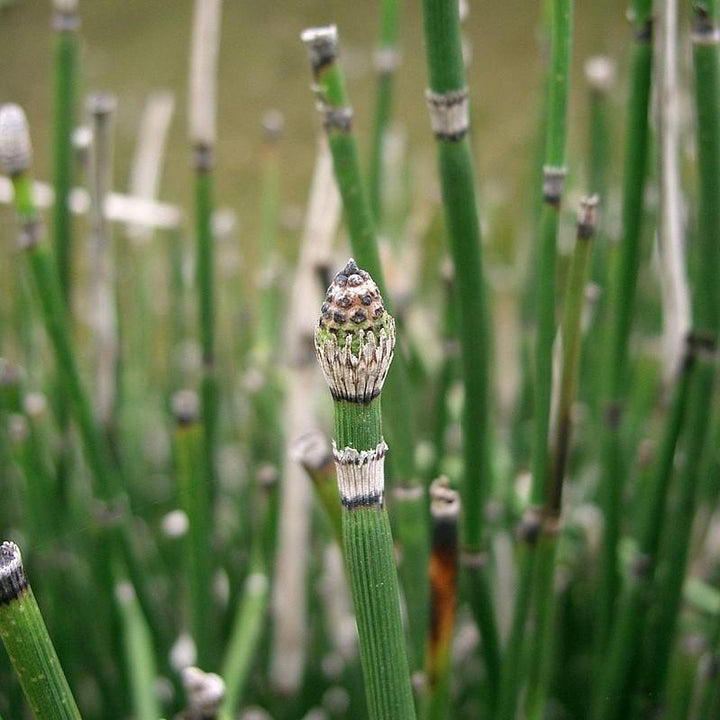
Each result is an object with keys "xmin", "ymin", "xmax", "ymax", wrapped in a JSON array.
[
  {"xmin": 0, "ymin": 542, "xmax": 81, "ymax": 720},
  {"xmin": 172, "ymin": 390, "xmax": 214, "ymax": 669},
  {"xmin": 524, "ymin": 197, "xmax": 598, "ymax": 719},
  {"xmin": 594, "ymin": 0, "xmax": 653, "ymax": 661},
  {"xmin": 593, "ymin": 337, "xmax": 698, "ymax": 720},
  {"xmin": 418, "ymin": 0, "xmax": 499, "ymax": 692},
  {"xmin": 368, "ymin": 0, "xmax": 401, "ymax": 224},
  {"xmin": 315, "ymin": 260, "xmax": 416, "ymax": 720}
]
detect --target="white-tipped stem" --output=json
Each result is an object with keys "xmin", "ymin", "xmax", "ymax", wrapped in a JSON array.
[
  {"xmin": 584, "ymin": 55, "xmax": 616, "ymax": 92},
  {"xmin": 300, "ymin": 25, "xmax": 339, "ymax": 71},
  {"xmin": 188, "ymin": 0, "xmax": 222, "ymax": 150},
  {"xmin": 181, "ymin": 665, "xmax": 225, "ymax": 714},
  {"xmin": 127, "ymin": 90, "xmax": 175, "ymax": 242},
  {"xmin": 52, "ymin": 0, "xmax": 79, "ymax": 31},
  {"xmin": 87, "ymin": 93, "xmax": 119, "ymax": 429},
  {"xmin": 0, "ymin": 104, "xmax": 32, "ymax": 176},
  {"xmin": 269, "ymin": 141, "xmax": 340, "ymax": 693},
  {"xmin": 0, "ymin": 541, "xmax": 27, "ymax": 604},
  {"xmin": 655, "ymin": 0, "xmax": 691, "ymax": 384},
  {"xmin": 291, "ymin": 429, "xmax": 332, "ymax": 471}
]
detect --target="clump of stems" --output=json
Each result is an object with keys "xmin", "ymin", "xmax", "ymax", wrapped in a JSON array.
[
  {"xmin": 0, "ymin": 541, "xmax": 81, "ymax": 720},
  {"xmin": 314, "ymin": 259, "xmax": 415, "ymax": 720}
]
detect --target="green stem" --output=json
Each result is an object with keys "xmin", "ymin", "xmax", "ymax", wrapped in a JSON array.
[
  {"xmin": 498, "ymin": 2, "xmax": 573, "ymax": 716},
  {"xmin": 635, "ymin": 5, "xmax": 720, "ymax": 707},
  {"xmin": 595, "ymin": 0, "xmax": 653, "ymax": 659},
  {"xmin": 315, "ymin": 261, "xmax": 416, "ymax": 720},
  {"xmin": 302, "ymin": 28, "xmax": 426, "ymax": 653},
  {"xmin": 418, "ymin": 0, "xmax": 499, "ymax": 690},
  {"xmin": 368, "ymin": 0, "xmax": 401, "ymax": 224},
  {"xmin": 172, "ymin": 391, "xmax": 213, "ymax": 669},
  {"xmin": 524, "ymin": 198, "xmax": 597, "ymax": 719},
  {"xmin": 0, "ymin": 542, "xmax": 81, "ymax": 720},
  {"xmin": 593, "ymin": 339, "xmax": 696, "ymax": 720},
  {"xmin": 195, "ymin": 158, "xmax": 219, "ymax": 501},
  {"xmin": 115, "ymin": 578, "xmax": 160, "ymax": 720}
]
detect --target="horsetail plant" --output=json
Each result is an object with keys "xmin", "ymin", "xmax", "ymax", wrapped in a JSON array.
[
  {"xmin": 422, "ymin": 478, "xmax": 460, "ymax": 720},
  {"xmin": 523, "ymin": 196, "xmax": 598, "ymax": 719},
  {"xmin": 0, "ymin": 102, "xmax": 161, "ymax": 656},
  {"xmin": 314, "ymin": 259, "xmax": 416, "ymax": 720},
  {"xmin": 0, "ymin": 542, "xmax": 81, "ymax": 720},
  {"xmin": 595, "ymin": 0, "xmax": 654, "ymax": 660},
  {"xmin": 419, "ymin": 0, "xmax": 499, "ymax": 697},
  {"xmin": 593, "ymin": 332, "xmax": 700, "ymax": 720},
  {"xmin": 51, "ymin": 0, "xmax": 80, "ymax": 506},
  {"xmin": 302, "ymin": 26, "xmax": 428, "ymax": 670},
  {"xmin": 635, "ymin": 2, "xmax": 720, "ymax": 710},
  {"xmin": 172, "ymin": 390, "xmax": 214, "ymax": 670},
  {"xmin": 498, "ymin": 2, "xmax": 573, "ymax": 716},
  {"xmin": 368, "ymin": 0, "xmax": 401, "ymax": 224},
  {"xmin": 189, "ymin": 0, "xmax": 223, "ymax": 504}
]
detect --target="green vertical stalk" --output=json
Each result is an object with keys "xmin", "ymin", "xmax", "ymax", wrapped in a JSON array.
[
  {"xmin": 368, "ymin": 0, "xmax": 401, "ymax": 224},
  {"xmin": 51, "ymin": 0, "xmax": 79, "ymax": 301},
  {"xmin": 0, "ymin": 542, "xmax": 82, "ymax": 720},
  {"xmin": 219, "ymin": 484, "xmax": 274, "ymax": 719},
  {"xmin": 422, "ymin": 479, "xmax": 460, "ymax": 720},
  {"xmin": 172, "ymin": 390, "xmax": 213, "ymax": 669},
  {"xmin": 524, "ymin": 197, "xmax": 597, "ymax": 719},
  {"xmin": 418, "ymin": 0, "xmax": 499, "ymax": 695},
  {"xmin": 302, "ymin": 27, "xmax": 427, "ymax": 665},
  {"xmin": 594, "ymin": 0, "xmax": 654, "ymax": 660},
  {"xmin": 189, "ymin": 0, "xmax": 222, "ymax": 514},
  {"xmin": 115, "ymin": 579, "xmax": 161, "ymax": 720},
  {"xmin": 498, "ymin": 3, "xmax": 573, "ymax": 718},
  {"xmin": 635, "ymin": 4, "xmax": 720, "ymax": 709},
  {"xmin": 51, "ymin": 0, "xmax": 79, "ymax": 507},
  {"xmin": 315, "ymin": 260, "xmax": 415, "ymax": 720},
  {"xmin": 593, "ymin": 337, "xmax": 698, "ymax": 720}
]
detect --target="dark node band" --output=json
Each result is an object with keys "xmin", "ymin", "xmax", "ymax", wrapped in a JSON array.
[{"xmin": 341, "ymin": 492, "xmax": 383, "ymax": 509}]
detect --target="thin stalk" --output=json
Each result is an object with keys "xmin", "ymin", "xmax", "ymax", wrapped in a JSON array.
[
  {"xmin": 593, "ymin": 336, "xmax": 698, "ymax": 720},
  {"xmin": 315, "ymin": 260, "xmax": 415, "ymax": 720},
  {"xmin": 219, "ymin": 485, "xmax": 274, "ymax": 719},
  {"xmin": 51, "ymin": 0, "xmax": 79, "ymax": 507},
  {"xmin": 86, "ymin": 93, "xmax": 120, "ymax": 441},
  {"xmin": 189, "ymin": 0, "xmax": 223, "ymax": 509},
  {"xmin": 368, "ymin": 0, "xmax": 401, "ymax": 224},
  {"xmin": 693, "ymin": 614, "xmax": 720, "ymax": 720},
  {"xmin": 524, "ymin": 198, "xmax": 598, "ymax": 719},
  {"xmin": 172, "ymin": 390, "xmax": 214, "ymax": 669},
  {"xmin": 115, "ymin": 579, "xmax": 161, "ymax": 720},
  {"xmin": 498, "ymin": 2, "xmax": 573, "ymax": 717},
  {"xmin": 635, "ymin": 3, "xmax": 720, "ymax": 709},
  {"xmin": 301, "ymin": 27, "xmax": 427, "ymax": 664},
  {"xmin": 594, "ymin": 0, "xmax": 654, "ymax": 660},
  {"xmin": 418, "ymin": 0, "xmax": 500, "ymax": 694},
  {"xmin": 51, "ymin": 0, "xmax": 79, "ymax": 302},
  {"xmin": 0, "ymin": 542, "xmax": 81, "ymax": 720},
  {"xmin": 422, "ymin": 479, "xmax": 460, "ymax": 720}
]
